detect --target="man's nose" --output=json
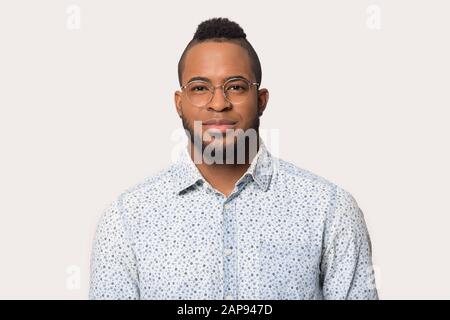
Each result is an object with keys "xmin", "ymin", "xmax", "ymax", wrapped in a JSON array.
[{"xmin": 207, "ymin": 87, "xmax": 231, "ymax": 112}]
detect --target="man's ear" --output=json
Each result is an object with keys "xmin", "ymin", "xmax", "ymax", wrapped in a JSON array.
[
  {"xmin": 257, "ymin": 88, "xmax": 269, "ymax": 116},
  {"xmin": 174, "ymin": 90, "xmax": 183, "ymax": 118}
]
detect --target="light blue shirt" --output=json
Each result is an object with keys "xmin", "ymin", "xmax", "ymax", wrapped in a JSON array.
[{"xmin": 89, "ymin": 139, "xmax": 378, "ymax": 299}]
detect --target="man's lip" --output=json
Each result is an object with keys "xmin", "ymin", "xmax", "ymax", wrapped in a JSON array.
[
  {"xmin": 203, "ymin": 123, "xmax": 237, "ymax": 134},
  {"xmin": 202, "ymin": 119, "xmax": 238, "ymax": 125},
  {"xmin": 203, "ymin": 124, "xmax": 236, "ymax": 131}
]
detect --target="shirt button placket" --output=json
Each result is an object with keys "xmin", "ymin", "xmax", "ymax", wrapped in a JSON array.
[{"xmin": 222, "ymin": 201, "xmax": 237, "ymax": 300}]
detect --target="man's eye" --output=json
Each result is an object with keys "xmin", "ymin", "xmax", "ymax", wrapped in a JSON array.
[
  {"xmin": 227, "ymin": 85, "xmax": 244, "ymax": 91},
  {"xmin": 191, "ymin": 86, "xmax": 208, "ymax": 92},
  {"xmin": 192, "ymin": 86, "xmax": 208, "ymax": 93}
]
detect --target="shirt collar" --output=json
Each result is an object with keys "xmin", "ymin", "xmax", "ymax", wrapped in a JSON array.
[{"xmin": 174, "ymin": 138, "xmax": 274, "ymax": 195}]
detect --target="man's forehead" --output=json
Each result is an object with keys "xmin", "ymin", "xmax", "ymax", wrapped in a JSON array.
[
  {"xmin": 184, "ymin": 74, "xmax": 253, "ymax": 85},
  {"xmin": 182, "ymin": 41, "xmax": 253, "ymax": 83}
]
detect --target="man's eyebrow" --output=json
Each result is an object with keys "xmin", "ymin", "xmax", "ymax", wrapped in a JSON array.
[{"xmin": 185, "ymin": 75, "xmax": 249, "ymax": 84}]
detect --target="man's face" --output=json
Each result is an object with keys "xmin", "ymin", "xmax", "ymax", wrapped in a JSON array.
[{"xmin": 175, "ymin": 41, "xmax": 268, "ymax": 162}]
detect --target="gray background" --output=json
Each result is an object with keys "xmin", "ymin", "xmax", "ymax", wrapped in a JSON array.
[{"xmin": 0, "ymin": 0, "xmax": 449, "ymax": 299}]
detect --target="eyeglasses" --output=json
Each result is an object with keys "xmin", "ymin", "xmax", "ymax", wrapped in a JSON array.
[{"xmin": 180, "ymin": 77, "xmax": 259, "ymax": 107}]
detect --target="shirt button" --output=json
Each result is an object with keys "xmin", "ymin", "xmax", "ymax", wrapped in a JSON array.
[
  {"xmin": 224, "ymin": 295, "xmax": 233, "ymax": 300},
  {"xmin": 224, "ymin": 203, "xmax": 231, "ymax": 210},
  {"xmin": 224, "ymin": 248, "xmax": 233, "ymax": 256}
]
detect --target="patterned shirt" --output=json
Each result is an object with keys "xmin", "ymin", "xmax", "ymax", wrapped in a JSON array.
[{"xmin": 89, "ymin": 139, "xmax": 378, "ymax": 300}]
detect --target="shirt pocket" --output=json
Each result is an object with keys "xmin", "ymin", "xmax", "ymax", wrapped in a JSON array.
[{"xmin": 257, "ymin": 238, "xmax": 319, "ymax": 299}]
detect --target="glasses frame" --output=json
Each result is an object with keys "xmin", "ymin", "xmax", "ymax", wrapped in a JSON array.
[{"xmin": 180, "ymin": 77, "xmax": 260, "ymax": 107}]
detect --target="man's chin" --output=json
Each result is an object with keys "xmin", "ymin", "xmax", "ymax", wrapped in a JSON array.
[
  {"xmin": 201, "ymin": 139, "xmax": 254, "ymax": 164},
  {"xmin": 200, "ymin": 138, "xmax": 235, "ymax": 153}
]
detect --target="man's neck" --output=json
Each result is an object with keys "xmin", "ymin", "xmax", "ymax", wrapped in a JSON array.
[{"xmin": 187, "ymin": 139, "xmax": 260, "ymax": 197}]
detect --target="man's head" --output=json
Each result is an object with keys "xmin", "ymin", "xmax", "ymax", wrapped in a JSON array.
[{"xmin": 174, "ymin": 17, "xmax": 269, "ymax": 163}]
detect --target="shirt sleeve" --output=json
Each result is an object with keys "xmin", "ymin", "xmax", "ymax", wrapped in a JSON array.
[
  {"xmin": 320, "ymin": 187, "xmax": 378, "ymax": 300},
  {"xmin": 89, "ymin": 196, "xmax": 140, "ymax": 299}
]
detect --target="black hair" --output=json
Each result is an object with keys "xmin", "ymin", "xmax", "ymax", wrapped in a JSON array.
[{"xmin": 177, "ymin": 17, "xmax": 262, "ymax": 87}]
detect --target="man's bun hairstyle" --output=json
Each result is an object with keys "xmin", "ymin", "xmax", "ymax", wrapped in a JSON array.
[
  {"xmin": 193, "ymin": 17, "xmax": 247, "ymax": 40},
  {"xmin": 178, "ymin": 17, "xmax": 261, "ymax": 87}
]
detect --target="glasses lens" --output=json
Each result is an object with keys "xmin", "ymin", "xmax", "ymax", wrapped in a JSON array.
[
  {"xmin": 184, "ymin": 79, "xmax": 254, "ymax": 106},
  {"xmin": 186, "ymin": 81, "xmax": 213, "ymax": 107},
  {"xmin": 224, "ymin": 79, "xmax": 250, "ymax": 104}
]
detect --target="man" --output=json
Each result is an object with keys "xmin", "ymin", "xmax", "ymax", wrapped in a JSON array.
[{"xmin": 89, "ymin": 17, "xmax": 378, "ymax": 300}]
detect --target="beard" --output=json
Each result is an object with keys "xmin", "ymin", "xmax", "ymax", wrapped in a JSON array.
[{"xmin": 181, "ymin": 115, "xmax": 260, "ymax": 165}]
